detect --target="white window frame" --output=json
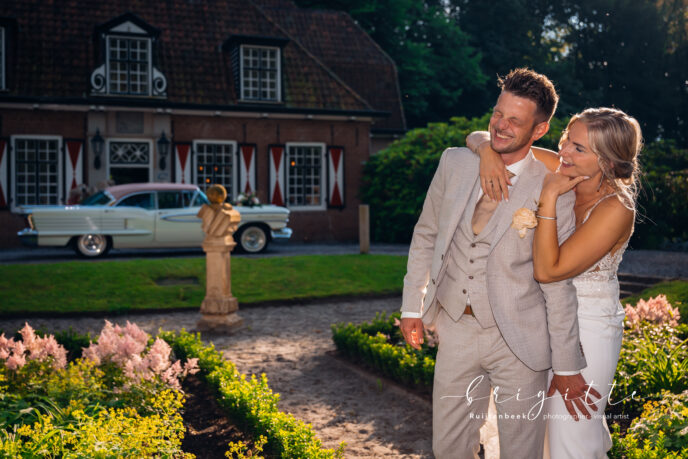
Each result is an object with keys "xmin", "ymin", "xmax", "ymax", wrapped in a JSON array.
[
  {"xmin": 106, "ymin": 34, "xmax": 152, "ymax": 96},
  {"xmin": 192, "ymin": 139, "xmax": 238, "ymax": 200},
  {"xmin": 239, "ymin": 44, "xmax": 281, "ymax": 102},
  {"xmin": 285, "ymin": 142, "xmax": 326, "ymax": 211},
  {"xmin": 0, "ymin": 27, "xmax": 5, "ymax": 90},
  {"xmin": 105, "ymin": 138, "xmax": 154, "ymax": 183},
  {"xmin": 10, "ymin": 135, "xmax": 63, "ymax": 212}
]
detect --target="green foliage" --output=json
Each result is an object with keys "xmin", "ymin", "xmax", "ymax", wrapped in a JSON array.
[
  {"xmin": 0, "ymin": 358, "xmax": 192, "ymax": 458},
  {"xmin": 610, "ymin": 392, "xmax": 688, "ymax": 458},
  {"xmin": 360, "ymin": 113, "xmax": 564, "ymax": 242},
  {"xmin": 633, "ymin": 140, "xmax": 688, "ymax": 249},
  {"xmin": 161, "ymin": 330, "xmax": 344, "ymax": 459},
  {"xmin": 0, "ymin": 255, "xmax": 407, "ymax": 315},
  {"xmin": 331, "ymin": 312, "xmax": 436, "ymax": 390},
  {"xmin": 614, "ymin": 325, "xmax": 688, "ymax": 414},
  {"xmin": 295, "ymin": 0, "xmax": 486, "ymax": 127}
]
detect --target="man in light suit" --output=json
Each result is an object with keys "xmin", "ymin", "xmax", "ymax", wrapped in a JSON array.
[{"xmin": 400, "ymin": 68, "xmax": 589, "ymax": 458}]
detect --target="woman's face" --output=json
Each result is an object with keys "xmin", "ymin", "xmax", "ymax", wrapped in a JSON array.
[{"xmin": 558, "ymin": 121, "xmax": 602, "ymax": 179}]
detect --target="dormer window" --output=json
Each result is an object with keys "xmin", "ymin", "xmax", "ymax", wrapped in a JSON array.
[
  {"xmin": 108, "ymin": 36, "xmax": 151, "ymax": 95},
  {"xmin": 90, "ymin": 13, "xmax": 166, "ymax": 97},
  {"xmin": 240, "ymin": 45, "xmax": 280, "ymax": 102}
]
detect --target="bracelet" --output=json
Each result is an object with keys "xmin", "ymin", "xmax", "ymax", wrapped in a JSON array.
[{"xmin": 536, "ymin": 214, "xmax": 557, "ymax": 220}]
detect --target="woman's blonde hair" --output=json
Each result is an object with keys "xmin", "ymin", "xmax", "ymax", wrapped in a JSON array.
[{"xmin": 559, "ymin": 107, "xmax": 643, "ymax": 210}]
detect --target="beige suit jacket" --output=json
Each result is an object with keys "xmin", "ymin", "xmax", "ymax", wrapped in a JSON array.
[{"xmin": 402, "ymin": 147, "xmax": 586, "ymax": 372}]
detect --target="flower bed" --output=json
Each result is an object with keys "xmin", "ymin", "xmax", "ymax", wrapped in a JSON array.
[
  {"xmin": 331, "ymin": 295, "xmax": 688, "ymax": 457},
  {"xmin": 0, "ymin": 322, "xmax": 197, "ymax": 457},
  {"xmin": 161, "ymin": 329, "xmax": 344, "ymax": 458}
]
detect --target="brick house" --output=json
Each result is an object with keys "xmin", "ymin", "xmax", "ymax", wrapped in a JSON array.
[{"xmin": 0, "ymin": 0, "xmax": 405, "ymax": 247}]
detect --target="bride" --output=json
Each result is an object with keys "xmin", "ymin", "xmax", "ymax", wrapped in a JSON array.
[{"xmin": 467, "ymin": 107, "xmax": 642, "ymax": 458}]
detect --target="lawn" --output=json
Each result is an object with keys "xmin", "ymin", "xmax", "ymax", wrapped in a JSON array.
[{"xmin": 0, "ymin": 255, "xmax": 408, "ymax": 315}]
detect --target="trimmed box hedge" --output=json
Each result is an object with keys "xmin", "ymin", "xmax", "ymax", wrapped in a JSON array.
[{"xmin": 161, "ymin": 330, "xmax": 344, "ymax": 458}]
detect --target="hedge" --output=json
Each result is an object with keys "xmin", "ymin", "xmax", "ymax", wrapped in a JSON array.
[
  {"xmin": 332, "ymin": 306, "xmax": 688, "ymax": 457},
  {"xmin": 161, "ymin": 330, "xmax": 344, "ymax": 458}
]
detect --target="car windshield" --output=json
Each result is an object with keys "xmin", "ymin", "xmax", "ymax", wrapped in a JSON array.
[
  {"xmin": 193, "ymin": 190, "xmax": 210, "ymax": 206},
  {"xmin": 80, "ymin": 191, "xmax": 112, "ymax": 206}
]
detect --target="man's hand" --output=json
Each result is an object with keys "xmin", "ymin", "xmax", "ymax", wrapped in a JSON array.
[
  {"xmin": 548, "ymin": 373, "xmax": 602, "ymax": 421},
  {"xmin": 400, "ymin": 318, "xmax": 424, "ymax": 350}
]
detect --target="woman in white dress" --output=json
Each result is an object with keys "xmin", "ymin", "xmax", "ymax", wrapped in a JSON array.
[{"xmin": 467, "ymin": 107, "xmax": 642, "ymax": 458}]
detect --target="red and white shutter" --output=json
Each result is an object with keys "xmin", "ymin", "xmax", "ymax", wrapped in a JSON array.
[
  {"xmin": 327, "ymin": 146, "xmax": 345, "ymax": 208},
  {"xmin": 0, "ymin": 139, "xmax": 8, "ymax": 209},
  {"xmin": 64, "ymin": 139, "xmax": 84, "ymax": 204},
  {"xmin": 268, "ymin": 144, "xmax": 285, "ymax": 206},
  {"xmin": 238, "ymin": 143, "xmax": 256, "ymax": 195},
  {"xmin": 174, "ymin": 143, "xmax": 192, "ymax": 184}
]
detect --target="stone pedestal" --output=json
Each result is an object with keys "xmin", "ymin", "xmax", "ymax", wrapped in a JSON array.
[
  {"xmin": 197, "ymin": 238, "xmax": 243, "ymax": 333},
  {"xmin": 195, "ymin": 185, "xmax": 243, "ymax": 334}
]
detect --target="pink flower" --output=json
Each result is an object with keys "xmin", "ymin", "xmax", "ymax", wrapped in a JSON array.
[{"xmin": 625, "ymin": 294, "xmax": 681, "ymax": 330}]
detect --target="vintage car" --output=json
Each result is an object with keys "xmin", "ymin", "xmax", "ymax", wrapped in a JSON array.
[{"xmin": 17, "ymin": 183, "xmax": 292, "ymax": 257}]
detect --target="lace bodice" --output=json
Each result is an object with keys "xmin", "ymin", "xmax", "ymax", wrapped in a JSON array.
[{"xmin": 574, "ymin": 194, "xmax": 629, "ymax": 284}]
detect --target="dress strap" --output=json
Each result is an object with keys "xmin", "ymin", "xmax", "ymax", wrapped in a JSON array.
[{"xmin": 581, "ymin": 193, "xmax": 617, "ymax": 225}]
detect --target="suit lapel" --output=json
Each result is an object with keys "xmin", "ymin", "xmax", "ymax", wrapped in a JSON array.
[
  {"xmin": 488, "ymin": 154, "xmax": 542, "ymax": 254},
  {"xmin": 440, "ymin": 156, "xmax": 480, "ymax": 255}
]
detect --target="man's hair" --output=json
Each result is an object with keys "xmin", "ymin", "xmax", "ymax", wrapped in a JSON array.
[{"xmin": 497, "ymin": 68, "xmax": 559, "ymax": 123}]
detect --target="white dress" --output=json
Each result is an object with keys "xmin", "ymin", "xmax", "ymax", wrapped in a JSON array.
[{"xmin": 544, "ymin": 194, "xmax": 628, "ymax": 459}]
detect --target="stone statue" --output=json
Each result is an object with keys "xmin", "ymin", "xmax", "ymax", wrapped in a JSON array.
[{"xmin": 196, "ymin": 184, "xmax": 243, "ymax": 333}]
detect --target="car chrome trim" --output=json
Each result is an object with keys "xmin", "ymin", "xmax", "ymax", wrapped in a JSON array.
[{"xmin": 271, "ymin": 227, "xmax": 293, "ymax": 240}]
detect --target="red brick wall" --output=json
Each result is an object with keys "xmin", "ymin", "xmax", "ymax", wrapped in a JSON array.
[
  {"xmin": 0, "ymin": 110, "xmax": 371, "ymax": 246},
  {"xmin": 173, "ymin": 116, "xmax": 370, "ymax": 242}
]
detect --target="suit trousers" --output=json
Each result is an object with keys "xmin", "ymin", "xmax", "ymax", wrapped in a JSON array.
[{"xmin": 433, "ymin": 306, "xmax": 548, "ymax": 459}]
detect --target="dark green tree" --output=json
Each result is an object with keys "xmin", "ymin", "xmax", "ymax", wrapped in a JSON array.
[{"xmin": 295, "ymin": 0, "xmax": 487, "ymax": 127}]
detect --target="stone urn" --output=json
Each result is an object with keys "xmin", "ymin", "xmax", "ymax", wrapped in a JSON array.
[{"xmin": 196, "ymin": 184, "xmax": 243, "ymax": 333}]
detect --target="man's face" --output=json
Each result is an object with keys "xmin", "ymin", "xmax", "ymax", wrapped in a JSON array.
[{"xmin": 489, "ymin": 91, "xmax": 544, "ymax": 155}]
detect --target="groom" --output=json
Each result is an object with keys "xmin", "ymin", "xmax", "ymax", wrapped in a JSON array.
[{"xmin": 400, "ymin": 68, "xmax": 588, "ymax": 458}]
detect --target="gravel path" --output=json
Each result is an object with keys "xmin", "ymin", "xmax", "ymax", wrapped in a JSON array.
[{"xmin": 0, "ymin": 298, "xmax": 435, "ymax": 458}]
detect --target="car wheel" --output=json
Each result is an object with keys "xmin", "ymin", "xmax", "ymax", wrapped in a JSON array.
[
  {"xmin": 73, "ymin": 234, "xmax": 112, "ymax": 258},
  {"xmin": 236, "ymin": 225, "xmax": 268, "ymax": 253}
]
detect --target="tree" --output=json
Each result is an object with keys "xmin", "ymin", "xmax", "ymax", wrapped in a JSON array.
[{"xmin": 295, "ymin": 0, "xmax": 487, "ymax": 127}]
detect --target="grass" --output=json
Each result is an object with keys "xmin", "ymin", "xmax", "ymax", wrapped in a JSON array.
[
  {"xmin": 622, "ymin": 280, "xmax": 688, "ymax": 323},
  {"xmin": 0, "ymin": 255, "xmax": 407, "ymax": 315}
]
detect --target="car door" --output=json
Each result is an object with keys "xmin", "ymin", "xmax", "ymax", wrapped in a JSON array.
[
  {"xmin": 154, "ymin": 190, "xmax": 204, "ymax": 246},
  {"xmin": 111, "ymin": 191, "xmax": 156, "ymax": 247}
]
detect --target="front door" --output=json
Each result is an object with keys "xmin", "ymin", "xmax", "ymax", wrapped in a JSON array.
[
  {"xmin": 108, "ymin": 141, "xmax": 151, "ymax": 185},
  {"xmin": 154, "ymin": 190, "xmax": 204, "ymax": 245}
]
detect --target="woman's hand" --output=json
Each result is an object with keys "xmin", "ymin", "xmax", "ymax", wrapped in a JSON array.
[
  {"xmin": 478, "ymin": 141, "xmax": 511, "ymax": 201},
  {"xmin": 542, "ymin": 171, "xmax": 589, "ymax": 199}
]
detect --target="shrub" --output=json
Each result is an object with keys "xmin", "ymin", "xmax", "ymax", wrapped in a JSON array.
[
  {"xmin": 610, "ymin": 391, "xmax": 688, "ymax": 458},
  {"xmin": 633, "ymin": 140, "xmax": 688, "ymax": 249},
  {"xmin": 614, "ymin": 324, "xmax": 688, "ymax": 414},
  {"xmin": 161, "ymin": 330, "xmax": 344, "ymax": 459},
  {"xmin": 0, "ymin": 323, "xmax": 195, "ymax": 458},
  {"xmin": 625, "ymin": 294, "xmax": 681, "ymax": 330},
  {"xmin": 331, "ymin": 312, "xmax": 436, "ymax": 391}
]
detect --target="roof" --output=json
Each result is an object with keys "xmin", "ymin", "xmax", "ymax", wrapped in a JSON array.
[
  {"xmin": 106, "ymin": 182, "xmax": 199, "ymax": 200},
  {"xmin": 255, "ymin": 1, "xmax": 406, "ymax": 131},
  {"xmin": 0, "ymin": 0, "xmax": 403, "ymax": 127}
]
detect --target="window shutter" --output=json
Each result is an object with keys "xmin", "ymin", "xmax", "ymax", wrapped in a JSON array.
[
  {"xmin": 327, "ymin": 146, "xmax": 345, "ymax": 208},
  {"xmin": 238, "ymin": 143, "xmax": 257, "ymax": 195},
  {"xmin": 174, "ymin": 143, "xmax": 192, "ymax": 184},
  {"xmin": 64, "ymin": 139, "xmax": 84, "ymax": 205},
  {"xmin": 0, "ymin": 138, "xmax": 7, "ymax": 209},
  {"xmin": 268, "ymin": 144, "xmax": 285, "ymax": 206}
]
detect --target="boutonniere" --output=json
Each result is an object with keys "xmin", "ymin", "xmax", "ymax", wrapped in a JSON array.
[{"xmin": 511, "ymin": 201, "xmax": 539, "ymax": 238}]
